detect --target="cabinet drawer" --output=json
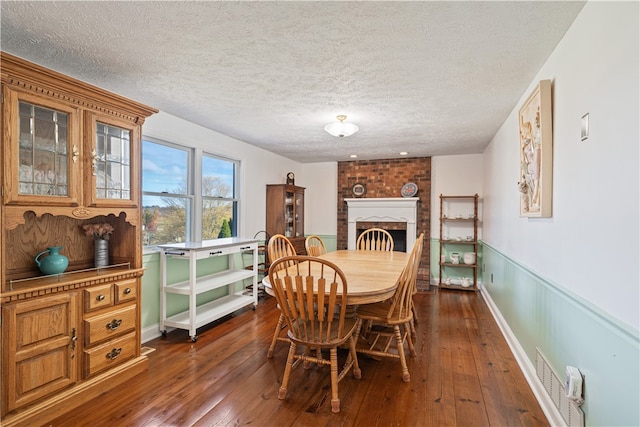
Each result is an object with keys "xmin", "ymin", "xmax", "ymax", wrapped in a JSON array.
[
  {"xmin": 83, "ymin": 331, "xmax": 136, "ymax": 378},
  {"xmin": 114, "ymin": 279, "xmax": 137, "ymax": 304},
  {"xmin": 84, "ymin": 284, "xmax": 114, "ymax": 312},
  {"xmin": 196, "ymin": 245, "xmax": 240, "ymax": 259},
  {"xmin": 84, "ymin": 305, "xmax": 136, "ymax": 347}
]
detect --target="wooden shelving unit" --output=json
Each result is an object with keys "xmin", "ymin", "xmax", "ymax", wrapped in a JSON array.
[{"xmin": 439, "ymin": 194, "xmax": 479, "ymax": 291}]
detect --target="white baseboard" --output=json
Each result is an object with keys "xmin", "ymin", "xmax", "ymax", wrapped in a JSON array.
[
  {"xmin": 142, "ymin": 323, "xmax": 173, "ymax": 344},
  {"xmin": 479, "ymin": 285, "xmax": 566, "ymax": 427}
]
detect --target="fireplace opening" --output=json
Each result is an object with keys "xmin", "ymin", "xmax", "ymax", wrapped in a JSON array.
[
  {"xmin": 356, "ymin": 226, "xmax": 407, "ymax": 252},
  {"xmin": 387, "ymin": 230, "xmax": 406, "ymax": 252}
]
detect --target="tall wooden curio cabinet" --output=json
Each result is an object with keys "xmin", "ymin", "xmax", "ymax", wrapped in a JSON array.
[
  {"xmin": 266, "ymin": 184, "xmax": 306, "ymax": 255},
  {"xmin": 0, "ymin": 52, "xmax": 157, "ymax": 426}
]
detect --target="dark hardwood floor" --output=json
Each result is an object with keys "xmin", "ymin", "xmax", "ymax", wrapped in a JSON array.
[{"xmin": 48, "ymin": 288, "xmax": 549, "ymax": 427}]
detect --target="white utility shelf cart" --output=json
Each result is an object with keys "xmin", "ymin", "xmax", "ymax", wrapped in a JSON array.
[{"xmin": 159, "ymin": 238, "xmax": 259, "ymax": 341}]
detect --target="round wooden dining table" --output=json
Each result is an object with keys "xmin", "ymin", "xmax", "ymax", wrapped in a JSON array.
[{"xmin": 262, "ymin": 250, "xmax": 409, "ymax": 305}]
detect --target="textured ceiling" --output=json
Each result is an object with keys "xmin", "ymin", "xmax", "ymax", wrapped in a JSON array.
[{"xmin": 1, "ymin": 1, "xmax": 585, "ymax": 163}]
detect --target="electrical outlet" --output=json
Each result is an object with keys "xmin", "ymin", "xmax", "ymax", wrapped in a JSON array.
[{"xmin": 565, "ymin": 366, "xmax": 584, "ymax": 404}]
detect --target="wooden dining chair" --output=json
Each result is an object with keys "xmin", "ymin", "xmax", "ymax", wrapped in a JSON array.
[
  {"xmin": 409, "ymin": 234, "xmax": 424, "ymax": 337},
  {"xmin": 356, "ymin": 228, "xmax": 394, "ymax": 251},
  {"xmin": 354, "ymin": 233, "xmax": 424, "ymax": 382},
  {"xmin": 304, "ymin": 234, "xmax": 327, "ymax": 256},
  {"xmin": 268, "ymin": 255, "xmax": 362, "ymax": 413},
  {"xmin": 266, "ymin": 234, "xmax": 297, "ymax": 358}
]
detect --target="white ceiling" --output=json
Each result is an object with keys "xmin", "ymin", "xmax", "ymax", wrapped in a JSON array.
[{"xmin": 1, "ymin": 1, "xmax": 585, "ymax": 163}]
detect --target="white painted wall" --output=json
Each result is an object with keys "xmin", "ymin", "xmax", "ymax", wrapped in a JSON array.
[
  {"xmin": 482, "ymin": 1, "xmax": 639, "ymax": 329},
  {"xmin": 143, "ymin": 112, "xmax": 301, "ymax": 238},
  {"xmin": 430, "ymin": 154, "xmax": 484, "ymax": 239},
  {"xmin": 298, "ymin": 162, "xmax": 338, "ymax": 235}
]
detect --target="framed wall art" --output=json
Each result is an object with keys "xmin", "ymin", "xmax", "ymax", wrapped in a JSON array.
[{"xmin": 518, "ymin": 79, "xmax": 553, "ymax": 217}]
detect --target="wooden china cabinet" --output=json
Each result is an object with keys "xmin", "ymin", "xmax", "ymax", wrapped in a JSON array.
[
  {"xmin": 0, "ymin": 52, "xmax": 157, "ymax": 426},
  {"xmin": 266, "ymin": 184, "xmax": 306, "ymax": 255}
]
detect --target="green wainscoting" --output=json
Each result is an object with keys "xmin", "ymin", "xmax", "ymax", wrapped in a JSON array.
[
  {"xmin": 141, "ymin": 252, "xmax": 161, "ymax": 329},
  {"xmin": 481, "ymin": 243, "xmax": 639, "ymax": 427},
  {"xmin": 429, "ymin": 238, "xmax": 440, "ymax": 283}
]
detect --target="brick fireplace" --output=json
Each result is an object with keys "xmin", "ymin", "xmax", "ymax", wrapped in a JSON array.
[{"xmin": 337, "ymin": 158, "xmax": 431, "ymax": 283}]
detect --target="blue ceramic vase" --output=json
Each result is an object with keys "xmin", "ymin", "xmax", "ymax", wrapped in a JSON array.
[{"xmin": 34, "ymin": 246, "xmax": 69, "ymax": 275}]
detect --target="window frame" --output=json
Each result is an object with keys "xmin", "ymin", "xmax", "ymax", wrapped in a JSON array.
[
  {"xmin": 200, "ymin": 150, "xmax": 240, "ymax": 239},
  {"xmin": 141, "ymin": 137, "xmax": 240, "ymax": 249}
]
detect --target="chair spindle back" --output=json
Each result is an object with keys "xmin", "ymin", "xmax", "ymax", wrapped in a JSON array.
[
  {"xmin": 269, "ymin": 256, "xmax": 349, "ymax": 345},
  {"xmin": 268, "ymin": 234, "xmax": 297, "ymax": 271},
  {"xmin": 357, "ymin": 228, "xmax": 394, "ymax": 252},
  {"xmin": 305, "ymin": 235, "xmax": 327, "ymax": 256}
]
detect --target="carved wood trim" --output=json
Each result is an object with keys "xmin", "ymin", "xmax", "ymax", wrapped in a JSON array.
[{"xmin": 4, "ymin": 206, "xmax": 140, "ymax": 230}]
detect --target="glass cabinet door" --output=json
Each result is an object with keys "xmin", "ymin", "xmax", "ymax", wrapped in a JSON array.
[
  {"xmin": 95, "ymin": 122, "xmax": 130, "ymax": 200},
  {"xmin": 3, "ymin": 89, "xmax": 81, "ymax": 206},
  {"xmin": 284, "ymin": 190, "xmax": 294, "ymax": 238},
  {"xmin": 19, "ymin": 102, "xmax": 70, "ymax": 196},
  {"xmin": 294, "ymin": 191, "xmax": 304, "ymax": 237},
  {"xmin": 85, "ymin": 112, "xmax": 140, "ymax": 208}
]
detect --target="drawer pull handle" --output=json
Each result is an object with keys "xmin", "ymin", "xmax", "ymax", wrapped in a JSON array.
[
  {"xmin": 106, "ymin": 348, "xmax": 122, "ymax": 360},
  {"xmin": 123, "ymin": 288, "xmax": 132, "ymax": 295},
  {"xmin": 96, "ymin": 294, "xmax": 106, "ymax": 302},
  {"xmin": 106, "ymin": 319, "xmax": 123, "ymax": 330},
  {"xmin": 209, "ymin": 250, "xmax": 223, "ymax": 256},
  {"xmin": 240, "ymin": 246, "xmax": 251, "ymax": 250}
]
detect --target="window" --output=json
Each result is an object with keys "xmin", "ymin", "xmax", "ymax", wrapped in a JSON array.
[
  {"xmin": 141, "ymin": 138, "xmax": 239, "ymax": 246},
  {"xmin": 202, "ymin": 154, "xmax": 238, "ymax": 240},
  {"xmin": 142, "ymin": 140, "xmax": 190, "ymax": 246}
]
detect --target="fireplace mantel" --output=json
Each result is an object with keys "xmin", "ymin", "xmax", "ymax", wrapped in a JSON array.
[{"xmin": 345, "ymin": 197, "xmax": 419, "ymax": 250}]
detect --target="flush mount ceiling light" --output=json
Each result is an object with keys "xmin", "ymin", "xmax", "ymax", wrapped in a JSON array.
[{"xmin": 324, "ymin": 115, "xmax": 359, "ymax": 138}]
